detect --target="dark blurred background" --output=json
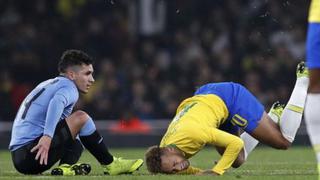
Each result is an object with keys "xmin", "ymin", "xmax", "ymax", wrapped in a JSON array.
[{"xmin": 0, "ymin": 0, "xmax": 309, "ymax": 122}]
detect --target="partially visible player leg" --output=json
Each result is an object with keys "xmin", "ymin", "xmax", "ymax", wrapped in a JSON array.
[
  {"xmin": 68, "ymin": 111, "xmax": 114, "ymax": 166},
  {"xmin": 66, "ymin": 110, "xmax": 143, "ymax": 175},
  {"xmin": 250, "ymin": 112, "xmax": 290, "ymax": 149},
  {"xmin": 250, "ymin": 62, "xmax": 309, "ymax": 148},
  {"xmin": 305, "ymin": 69, "xmax": 320, "ymax": 179},
  {"xmin": 59, "ymin": 139, "xmax": 83, "ymax": 165},
  {"xmin": 51, "ymin": 139, "xmax": 92, "ymax": 176},
  {"xmin": 241, "ymin": 102, "xmax": 285, "ymax": 159},
  {"xmin": 228, "ymin": 106, "xmax": 285, "ymax": 168},
  {"xmin": 278, "ymin": 61, "xmax": 309, "ymax": 142},
  {"xmin": 48, "ymin": 111, "xmax": 91, "ymax": 176},
  {"xmin": 305, "ymin": 17, "xmax": 320, "ymax": 179},
  {"xmin": 305, "ymin": 88, "xmax": 320, "ymax": 179}
]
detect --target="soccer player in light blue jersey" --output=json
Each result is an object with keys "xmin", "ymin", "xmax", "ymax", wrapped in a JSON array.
[
  {"xmin": 305, "ymin": 0, "xmax": 320, "ymax": 179},
  {"xmin": 9, "ymin": 50, "xmax": 143, "ymax": 175}
]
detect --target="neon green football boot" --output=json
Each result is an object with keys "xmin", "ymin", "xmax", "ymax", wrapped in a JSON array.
[
  {"xmin": 51, "ymin": 163, "xmax": 91, "ymax": 175},
  {"xmin": 269, "ymin": 101, "xmax": 285, "ymax": 124},
  {"xmin": 296, "ymin": 61, "xmax": 309, "ymax": 78},
  {"xmin": 103, "ymin": 157, "xmax": 144, "ymax": 175}
]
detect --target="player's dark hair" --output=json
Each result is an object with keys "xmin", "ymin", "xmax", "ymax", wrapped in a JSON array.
[
  {"xmin": 58, "ymin": 49, "xmax": 93, "ymax": 73},
  {"xmin": 145, "ymin": 145, "xmax": 164, "ymax": 174}
]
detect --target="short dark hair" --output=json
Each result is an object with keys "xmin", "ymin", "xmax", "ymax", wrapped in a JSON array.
[
  {"xmin": 58, "ymin": 49, "xmax": 93, "ymax": 73},
  {"xmin": 145, "ymin": 145, "xmax": 164, "ymax": 174}
]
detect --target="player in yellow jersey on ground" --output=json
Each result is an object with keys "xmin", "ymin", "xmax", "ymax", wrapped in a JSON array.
[
  {"xmin": 145, "ymin": 61, "xmax": 309, "ymax": 175},
  {"xmin": 304, "ymin": 0, "xmax": 320, "ymax": 179}
]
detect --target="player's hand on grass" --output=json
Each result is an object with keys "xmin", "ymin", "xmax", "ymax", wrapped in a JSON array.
[
  {"xmin": 31, "ymin": 135, "xmax": 52, "ymax": 165},
  {"xmin": 196, "ymin": 170, "xmax": 219, "ymax": 176}
]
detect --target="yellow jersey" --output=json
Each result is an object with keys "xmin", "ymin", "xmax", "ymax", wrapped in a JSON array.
[
  {"xmin": 309, "ymin": 0, "xmax": 320, "ymax": 22},
  {"xmin": 160, "ymin": 94, "xmax": 244, "ymax": 175}
]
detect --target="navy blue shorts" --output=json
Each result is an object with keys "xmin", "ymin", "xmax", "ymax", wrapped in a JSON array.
[{"xmin": 11, "ymin": 119, "xmax": 74, "ymax": 174}]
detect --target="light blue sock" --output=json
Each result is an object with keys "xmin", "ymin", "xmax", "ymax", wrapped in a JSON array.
[{"xmin": 79, "ymin": 117, "xmax": 96, "ymax": 136}]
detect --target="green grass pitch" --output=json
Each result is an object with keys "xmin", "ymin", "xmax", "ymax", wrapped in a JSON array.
[{"xmin": 0, "ymin": 146, "xmax": 318, "ymax": 180}]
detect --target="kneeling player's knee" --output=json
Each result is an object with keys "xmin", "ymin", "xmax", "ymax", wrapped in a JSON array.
[{"xmin": 73, "ymin": 110, "xmax": 89, "ymax": 124}]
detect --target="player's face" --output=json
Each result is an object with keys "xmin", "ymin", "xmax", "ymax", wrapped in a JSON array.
[
  {"xmin": 71, "ymin": 64, "xmax": 95, "ymax": 93},
  {"xmin": 160, "ymin": 150, "xmax": 190, "ymax": 174}
]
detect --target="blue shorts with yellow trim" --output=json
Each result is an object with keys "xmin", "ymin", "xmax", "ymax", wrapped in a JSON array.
[
  {"xmin": 307, "ymin": 23, "xmax": 320, "ymax": 69},
  {"xmin": 195, "ymin": 82, "xmax": 264, "ymax": 134}
]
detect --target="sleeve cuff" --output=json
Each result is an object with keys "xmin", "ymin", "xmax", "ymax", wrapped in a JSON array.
[
  {"xmin": 43, "ymin": 131, "xmax": 54, "ymax": 138},
  {"xmin": 212, "ymin": 167, "xmax": 224, "ymax": 175}
]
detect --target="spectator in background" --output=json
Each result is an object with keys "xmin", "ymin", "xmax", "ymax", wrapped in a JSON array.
[
  {"xmin": 0, "ymin": 0, "xmax": 309, "ymax": 121},
  {"xmin": 110, "ymin": 108, "xmax": 151, "ymax": 134},
  {"xmin": 0, "ymin": 70, "xmax": 15, "ymax": 120}
]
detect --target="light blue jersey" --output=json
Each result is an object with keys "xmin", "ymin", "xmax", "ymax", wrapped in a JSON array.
[{"xmin": 9, "ymin": 76, "xmax": 79, "ymax": 151}]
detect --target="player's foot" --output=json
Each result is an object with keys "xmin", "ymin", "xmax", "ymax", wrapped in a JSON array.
[
  {"xmin": 51, "ymin": 163, "xmax": 91, "ymax": 176},
  {"xmin": 72, "ymin": 163, "xmax": 91, "ymax": 175},
  {"xmin": 296, "ymin": 61, "xmax": 309, "ymax": 78},
  {"xmin": 269, "ymin": 101, "xmax": 285, "ymax": 123},
  {"xmin": 103, "ymin": 157, "xmax": 144, "ymax": 175}
]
